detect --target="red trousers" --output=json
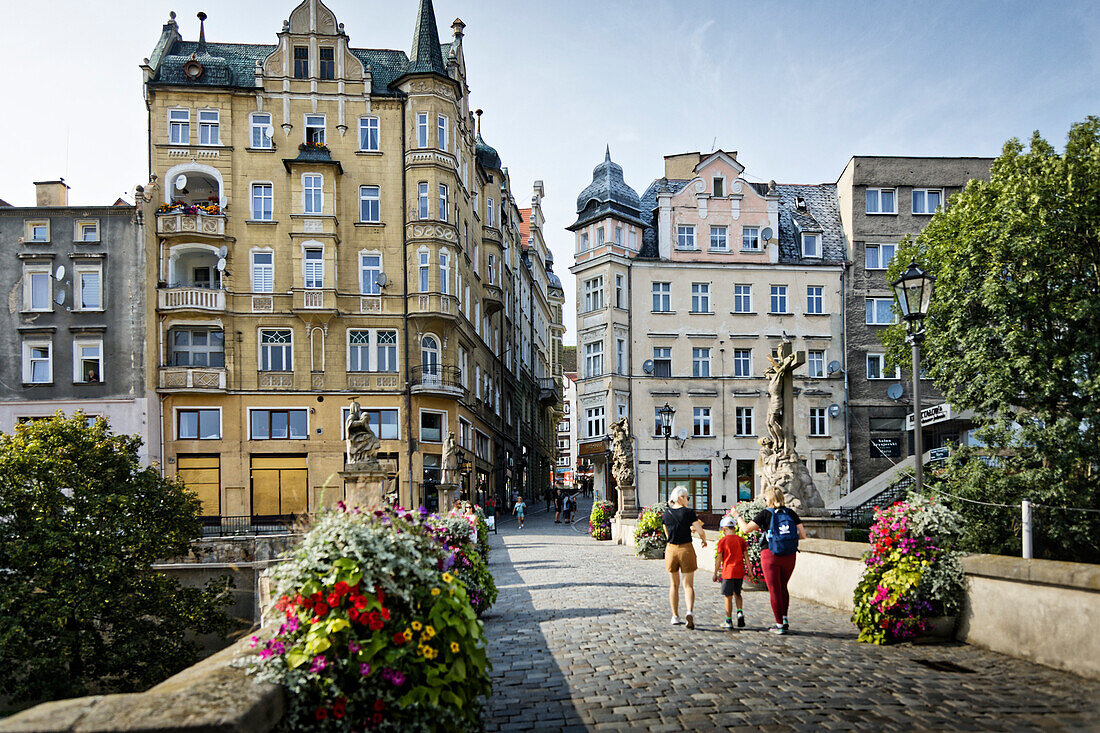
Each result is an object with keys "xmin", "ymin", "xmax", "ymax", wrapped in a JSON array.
[{"xmin": 760, "ymin": 549, "xmax": 797, "ymax": 623}]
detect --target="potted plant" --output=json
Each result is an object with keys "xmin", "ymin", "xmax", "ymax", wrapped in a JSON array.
[
  {"xmin": 633, "ymin": 502, "xmax": 668, "ymax": 559},
  {"xmin": 588, "ymin": 500, "xmax": 614, "ymax": 540}
]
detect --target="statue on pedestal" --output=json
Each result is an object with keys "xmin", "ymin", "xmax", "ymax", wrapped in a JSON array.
[
  {"xmin": 344, "ymin": 401, "xmax": 381, "ymax": 471},
  {"xmin": 610, "ymin": 417, "xmax": 638, "ymax": 516},
  {"xmin": 442, "ymin": 432, "xmax": 460, "ymax": 486}
]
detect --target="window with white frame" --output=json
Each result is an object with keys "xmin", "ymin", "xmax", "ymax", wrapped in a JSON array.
[
  {"xmin": 487, "ymin": 254, "xmax": 495, "ymax": 285},
  {"xmin": 303, "ymin": 248, "xmax": 324, "ymax": 289},
  {"xmin": 583, "ymin": 340, "xmax": 603, "ymax": 378},
  {"xmin": 676, "ymin": 225, "xmax": 696, "ymax": 250},
  {"xmin": 24, "ymin": 265, "xmax": 51, "ymax": 311},
  {"xmin": 865, "ymin": 243, "xmax": 896, "ymax": 271},
  {"xmin": 912, "ymin": 188, "xmax": 943, "ymax": 214},
  {"xmin": 169, "ymin": 328, "xmax": 225, "ymax": 367},
  {"xmin": 418, "ymin": 182, "xmax": 429, "ymax": 220},
  {"xmin": 653, "ymin": 347, "xmax": 671, "ymax": 378},
  {"xmin": 303, "ymin": 174, "xmax": 323, "ymax": 214},
  {"xmin": 807, "ymin": 285, "xmax": 824, "ymax": 314},
  {"xmin": 614, "ymin": 225, "xmax": 623, "ymax": 245},
  {"xmin": 251, "ymin": 183, "xmax": 273, "ymax": 220},
  {"xmin": 616, "ymin": 337, "xmax": 626, "ymax": 375},
  {"xmin": 652, "ymin": 282, "xmax": 671, "ymax": 312},
  {"xmin": 866, "ymin": 188, "xmax": 896, "ymax": 214},
  {"xmin": 348, "ymin": 330, "xmax": 371, "ymax": 372},
  {"xmin": 28, "ymin": 221, "xmax": 48, "ymax": 242},
  {"xmin": 416, "ymin": 113, "xmax": 429, "ymax": 148},
  {"xmin": 76, "ymin": 220, "xmax": 99, "ymax": 242},
  {"xmin": 809, "ymin": 407, "xmax": 828, "ymax": 436},
  {"xmin": 733, "ymin": 348, "xmax": 752, "ymax": 377},
  {"xmin": 585, "ymin": 405, "xmax": 605, "ymax": 438},
  {"xmin": 420, "ymin": 410, "xmax": 445, "ymax": 443},
  {"xmin": 710, "ymin": 225, "xmax": 728, "ymax": 250},
  {"xmin": 770, "ymin": 284, "xmax": 788, "ymax": 314},
  {"xmin": 74, "ymin": 340, "xmax": 102, "ymax": 383},
  {"xmin": 735, "ymin": 406, "xmax": 754, "ymax": 436},
  {"xmin": 251, "ymin": 113, "xmax": 273, "ymax": 148},
  {"xmin": 802, "ymin": 233, "xmax": 821, "ymax": 258},
  {"xmin": 251, "ymin": 409, "xmax": 309, "ymax": 440},
  {"xmin": 418, "ymin": 250, "xmax": 430, "ymax": 293},
  {"xmin": 692, "ymin": 348, "xmax": 710, "ymax": 377},
  {"xmin": 340, "ymin": 406, "xmax": 399, "ymax": 441},
  {"xmin": 177, "ymin": 408, "xmax": 220, "ymax": 440},
  {"xmin": 358, "ymin": 116, "xmax": 379, "ymax": 151},
  {"xmin": 439, "ymin": 250, "xmax": 449, "ymax": 294},
  {"xmin": 693, "ymin": 407, "xmax": 712, "ymax": 437},
  {"xmin": 742, "ymin": 226, "xmax": 760, "ymax": 251},
  {"xmin": 168, "ymin": 109, "xmax": 189, "ymax": 145},
  {"xmin": 76, "ymin": 266, "xmax": 102, "ymax": 311},
  {"xmin": 579, "ymin": 231, "xmax": 589, "ymax": 250},
  {"xmin": 866, "ymin": 353, "xmax": 899, "ymax": 380},
  {"xmin": 596, "ymin": 227, "xmax": 605, "ymax": 246},
  {"xmin": 866, "ymin": 297, "xmax": 896, "ymax": 325},
  {"xmin": 583, "ymin": 276, "xmax": 604, "ymax": 312},
  {"xmin": 733, "ymin": 284, "xmax": 752, "ymax": 313},
  {"xmin": 198, "ymin": 110, "xmax": 219, "ymax": 145},
  {"xmin": 376, "ymin": 330, "xmax": 397, "ymax": 372},
  {"xmin": 251, "ymin": 251, "xmax": 274, "ymax": 293},
  {"xmin": 807, "ymin": 349, "xmax": 825, "ymax": 378},
  {"xmin": 615, "ymin": 273, "xmax": 625, "ymax": 308},
  {"xmin": 437, "ymin": 115, "xmax": 448, "ymax": 151},
  {"xmin": 486, "ymin": 198, "xmax": 495, "ymax": 227},
  {"xmin": 305, "ymin": 114, "xmax": 325, "ymax": 145},
  {"xmin": 23, "ymin": 340, "xmax": 52, "ymax": 384},
  {"xmin": 438, "ymin": 184, "xmax": 449, "ymax": 222},
  {"xmin": 259, "ymin": 329, "xmax": 292, "ymax": 371},
  {"xmin": 358, "ymin": 185, "xmax": 380, "ymax": 223},
  {"xmin": 691, "ymin": 282, "xmax": 710, "ymax": 313}
]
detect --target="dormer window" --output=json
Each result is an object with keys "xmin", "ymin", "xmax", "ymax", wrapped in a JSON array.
[
  {"xmin": 713, "ymin": 177, "xmax": 724, "ymax": 197},
  {"xmin": 319, "ymin": 48, "xmax": 335, "ymax": 80},
  {"xmin": 802, "ymin": 233, "xmax": 821, "ymax": 258},
  {"xmin": 293, "ymin": 46, "xmax": 309, "ymax": 78}
]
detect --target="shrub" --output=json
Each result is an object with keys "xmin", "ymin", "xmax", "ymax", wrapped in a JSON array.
[
  {"xmin": 633, "ymin": 502, "xmax": 668, "ymax": 557},
  {"xmin": 435, "ymin": 514, "xmax": 497, "ymax": 616},
  {"xmin": 588, "ymin": 500, "xmax": 615, "ymax": 540},
  {"xmin": 247, "ymin": 505, "xmax": 491, "ymax": 731}
]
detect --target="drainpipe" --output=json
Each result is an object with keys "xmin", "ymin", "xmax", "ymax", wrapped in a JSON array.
[
  {"xmin": 842, "ymin": 260, "xmax": 852, "ymax": 496},
  {"xmin": 399, "ymin": 94, "xmax": 415, "ymax": 507}
]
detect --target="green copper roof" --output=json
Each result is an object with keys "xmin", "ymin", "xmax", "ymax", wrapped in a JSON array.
[{"xmin": 407, "ymin": 0, "xmax": 445, "ymax": 76}]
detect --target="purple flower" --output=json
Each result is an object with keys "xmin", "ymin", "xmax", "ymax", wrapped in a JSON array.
[
  {"xmin": 336, "ymin": 500, "xmax": 347, "ymax": 512},
  {"xmin": 360, "ymin": 663, "xmax": 371, "ymax": 676},
  {"xmin": 309, "ymin": 655, "xmax": 327, "ymax": 673},
  {"xmin": 348, "ymin": 640, "xmax": 361, "ymax": 654},
  {"xmin": 259, "ymin": 647, "xmax": 275, "ymax": 660},
  {"xmin": 271, "ymin": 641, "xmax": 286, "ymax": 655},
  {"xmin": 390, "ymin": 670, "xmax": 406, "ymax": 687},
  {"xmin": 285, "ymin": 616, "xmax": 299, "ymax": 633},
  {"xmin": 249, "ymin": 635, "xmax": 259, "ymax": 648}
]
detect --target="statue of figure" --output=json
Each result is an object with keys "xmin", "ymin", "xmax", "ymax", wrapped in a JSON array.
[
  {"xmin": 344, "ymin": 401, "xmax": 381, "ymax": 470},
  {"xmin": 764, "ymin": 349, "xmax": 801, "ymax": 455},
  {"xmin": 442, "ymin": 432, "xmax": 459, "ymax": 485},
  {"xmin": 610, "ymin": 417, "xmax": 634, "ymax": 489}
]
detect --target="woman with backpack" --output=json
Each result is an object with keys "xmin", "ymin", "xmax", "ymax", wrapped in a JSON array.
[{"xmin": 731, "ymin": 488, "xmax": 807, "ymax": 635}]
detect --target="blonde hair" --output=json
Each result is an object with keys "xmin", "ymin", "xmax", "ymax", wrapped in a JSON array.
[{"xmin": 766, "ymin": 488, "xmax": 787, "ymax": 508}]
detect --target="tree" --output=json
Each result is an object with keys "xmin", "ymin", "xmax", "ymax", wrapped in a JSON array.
[
  {"xmin": 882, "ymin": 117, "xmax": 1100, "ymax": 562},
  {"xmin": 0, "ymin": 414, "xmax": 233, "ymax": 704}
]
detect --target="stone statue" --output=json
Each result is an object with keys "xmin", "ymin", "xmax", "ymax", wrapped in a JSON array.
[
  {"xmin": 442, "ymin": 432, "xmax": 459, "ymax": 485},
  {"xmin": 764, "ymin": 348, "xmax": 801, "ymax": 455},
  {"xmin": 610, "ymin": 418, "xmax": 634, "ymax": 489},
  {"xmin": 344, "ymin": 401, "xmax": 381, "ymax": 471}
]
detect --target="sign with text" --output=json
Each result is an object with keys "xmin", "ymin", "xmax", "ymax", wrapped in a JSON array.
[
  {"xmin": 905, "ymin": 403, "xmax": 954, "ymax": 431},
  {"xmin": 870, "ymin": 436, "xmax": 902, "ymax": 458}
]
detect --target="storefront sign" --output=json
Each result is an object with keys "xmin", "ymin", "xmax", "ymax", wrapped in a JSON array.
[
  {"xmin": 905, "ymin": 403, "xmax": 954, "ymax": 431},
  {"xmin": 657, "ymin": 461, "xmax": 711, "ymax": 477},
  {"xmin": 577, "ymin": 439, "xmax": 608, "ymax": 457},
  {"xmin": 870, "ymin": 436, "xmax": 901, "ymax": 458}
]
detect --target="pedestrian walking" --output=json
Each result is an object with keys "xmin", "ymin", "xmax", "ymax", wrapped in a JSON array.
[
  {"xmin": 513, "ymin": 496, "xmax": 527, "ymax": 529},
  {"xmin": 545, "ymin": 487, "xmax": 553, "ymax": 512},
  {"xmin": 662, "ymin": 486, "xmax": 706, "ymax": 629},
  {"xmin": 732, "ymin": 488, "xmax": 806, "ymax": 634},
  {"xmin": 554, "ymin": 489, "xmax": 564, "ymax": 523},
  {"xmin": 713, "ymin": 515, "xmax": 748, "ymax": 630}
]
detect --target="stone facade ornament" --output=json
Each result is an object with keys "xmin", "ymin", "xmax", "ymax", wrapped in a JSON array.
[{"xmin": 344, "ymin": 401, "xmax": 381, "ymax": 471}]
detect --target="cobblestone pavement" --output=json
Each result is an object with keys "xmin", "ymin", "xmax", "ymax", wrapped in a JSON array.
[{"xmin": 483, "ymin": 499, "xmax": 1100, "ymax": 732}]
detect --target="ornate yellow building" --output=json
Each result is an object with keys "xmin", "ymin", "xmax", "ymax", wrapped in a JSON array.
[{"xmin": 141, "ymin": 0, "xmax": 560, "ymax": 528}]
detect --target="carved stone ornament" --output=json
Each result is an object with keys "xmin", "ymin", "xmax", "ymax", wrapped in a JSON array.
[{"xmin": 345, "ymin": 400, "xmax": 382, "ymax": 471}]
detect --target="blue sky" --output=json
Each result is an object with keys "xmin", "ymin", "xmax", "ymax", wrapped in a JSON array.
[{"xmin": 0, "ymin": 0, "xmax": 1095, "ymax": 342}]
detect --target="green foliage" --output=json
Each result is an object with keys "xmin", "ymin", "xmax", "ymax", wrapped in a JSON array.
[
  {"xmin": 434, "ymin": 514, "xmax": 497, "ymax": 615},
  {"xmin": 0, "ymin": 413, "xmax": 234, "ymax": 704},
  {"xmin": 881, "ymin": 118, "xmax": 1100, "ymax": 562},
  {"xmin": 633, "ymin": 502, "xmax": 668, "ymax": 557},
  {"xmin": 589, "ymin": 500, "xmax": 614, "ymax": 540}
]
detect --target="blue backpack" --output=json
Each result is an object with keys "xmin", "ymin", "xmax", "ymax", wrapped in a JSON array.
[{"xmin": 766, "ymin": 508, "xmax": 799, "ymax": 556}]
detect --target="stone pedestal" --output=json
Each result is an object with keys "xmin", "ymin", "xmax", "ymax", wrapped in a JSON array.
[
  {"xmin": 437, "ymin": 483, "xmax": 458, "ymax": 515},
  {"xmin": 801, "ymin": 516, "xmax": 847, "ymax": 541},
  {"xmin": 339, "ymin": 467, "xmax": 387, "ymax": 511},
  {"xmin": 616, "ymin": 484, "xmax": 639, "ymax": 519}
]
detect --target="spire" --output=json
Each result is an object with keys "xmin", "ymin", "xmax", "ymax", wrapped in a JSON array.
[
  {"xmin": 408, "ymin": 0, "xmax": 445, "ymax": 75},
  {"xmin": 605, "ymin": 144, "xmax": 611, "ymax": 162},
  {"xmin": 196, "ymin": 12, "xmax": 208, "ymax": 53}
]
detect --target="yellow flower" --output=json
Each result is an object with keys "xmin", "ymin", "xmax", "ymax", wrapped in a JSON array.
[
  {"xmin": 403, "ymin": 628, "xmax": 413, "ymax": 641},
  {"xmin": 426, "ymin": 647, "xmax": 437, "ymax": 659},
  {"xmin": 449, "ymin": 587, "xmax": 455, "ymax": 595},
  {"xmin": 424, "ymin": 625, "xmax": 435, "ymax": 639},
  {"xmin": 442, "ymin": 572, "xmax": 454, "ymax": 584},
  {"xmin": 411, "ymin": 621, "xmax": 422, "ymax": 631},
  {"xmin": 450, "ymin": 642, "xmax": 460, "ymax": 653},
  {"xmin": 418, "ymin": 644, "xmax": 429, "ymax": 657},
  {"xmin": 431, "ymin": 587, "xmax": 441, "ymax": 596}
]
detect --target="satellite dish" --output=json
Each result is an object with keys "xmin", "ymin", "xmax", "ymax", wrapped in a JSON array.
[
  {"xmin": 676, "ymin": 428, "xmax": 690, "ymax": 442},
  {"xmin": 642, "ymin": 360, "xmax": 654, "ymax": 374},
  {"xmin": 375, "ymin": 272, "xmax": 389, "ymax": 288},
  {"xmin": 264, "ymin": 124, "xmax": 276, "ymax": 139},
  {"xmin": 174, "ymin": 175, "xmax": 188, "ymax": 190},
  {"xmin": 828, "ymin": 403, "xmax": 841, "ymax": 418},
  {"xmin": 54, "ymin": 265, "xmax": 65, "ymax": 281},
  {"xmin": 887, "ymin": 384, "xmax": 904, "ymax": 401},
  {"xmin": 216, "ymin": 258, "xmax": 226, "ymax": 272},
  {"xmin": 55, "ymin": 289, "xmax": 66, "ymax": 305},
  {"xmin": 827, "ymin": 360, "xmax": 841, "ymax": 375},
  {"xmin": 218, "ymin": 245, "xmax": 228, "ymax": 258},
  {"xmin": 761, "ymin": 227, "xmax": 774, "ymax": 243}
]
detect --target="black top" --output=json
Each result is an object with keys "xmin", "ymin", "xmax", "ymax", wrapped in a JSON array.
[
  {"xmin": 662, "ymin": 506, "xmax": 699, "ymax": 545},
  {"xmin": 753, "ymin": 508, "xmax": 802, "ymax": 531}
]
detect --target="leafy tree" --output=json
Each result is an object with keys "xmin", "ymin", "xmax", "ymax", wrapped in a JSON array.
[
  {"xmin": 882, "ymin": 117, "xmax": 1100, "ymax": 562},
  {"xmin": 0, "ymin": 413, "xmax": 233, "ymax": 704}
]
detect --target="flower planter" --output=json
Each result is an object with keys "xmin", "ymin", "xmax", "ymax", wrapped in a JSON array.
[
  {"xmin": 640, "ymin": 545, "xmax": 666, "ymax": 560},
  {"xmin": 743, "ymin": 579, "xmax": 767, "ymax": 592},
  {"xmin": 915, "ymin": 615, "xmax": 957, "ymax": 641}
]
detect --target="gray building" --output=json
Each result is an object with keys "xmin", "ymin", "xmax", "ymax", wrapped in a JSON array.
[
  {"xmin": 836, "ymin": 156, "xmax": 992, "ymax": 492},
  {"xmin": 0, "ymin": 181, "xmax": 156, "ymax": 463}
]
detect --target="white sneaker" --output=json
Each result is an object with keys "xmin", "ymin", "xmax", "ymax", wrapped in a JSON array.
[{"xmin": 670, "ymin": 615, "xmax": 683, "ymax": 625}]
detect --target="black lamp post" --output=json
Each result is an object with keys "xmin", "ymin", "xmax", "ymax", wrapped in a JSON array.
[
  {"xmin": 658, "ymin": 402, "xmax": 676, "ymax": 502},
  {"xmin": 721, "ymin": 453, "xmax": 732, "ymax": 478},
  {"xmin": 892, "ymin": 260, "xmax": 936, "ymax": 494}
]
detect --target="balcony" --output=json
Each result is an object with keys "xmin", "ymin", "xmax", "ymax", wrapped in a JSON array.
[
  {"xmin": 158, "ymin": 287, "xmax": 226, "ymax": 312},
  {"xmin": 291, "ymin": 289, "xmax": 336, "ymax": 312},
  {"xmin": 155, "ymin": 209, "xmax": 228, "ymax": 239},
  {"xmin": 410, "ymin": 365, "xmax": 465, "ymax": 398},
  {"xmin": 483, "ymin": 283, "xmax": 504, "ymax": 314},
  {"xmin": 159, "ymin": 366, "xmax": 227, "ymax": 392},
  {"xmin": 408, "ymin": 292, "xmax": 459, "ymax": 320},
  {"xmin": 538, "ymin": 377, "xmax": 560, "ymax": 405}
]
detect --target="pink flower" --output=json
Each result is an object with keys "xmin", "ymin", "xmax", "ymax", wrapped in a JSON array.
[
  {"xmin": 309, "ymin": 655, "xmax": 327, "ymax": 673},
  {"xmin": 360, "ymin": 663, "xmax": 371, "ymax": 676}
]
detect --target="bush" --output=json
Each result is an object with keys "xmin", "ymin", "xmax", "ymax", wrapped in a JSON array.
[
  {"xmin": 434, "ymin": 514, "xmax": 497, "ymax": 616},
  {"xmin": 851, "ymin": 494, "xmax": 967, "ymax": 645},
  {"xmin": 247, "ymin": 505, "xmax": 491, "ymax": 731},
  {"xmin": 633, "ymin": 503, "xmax": 668, "ymax": 557},
  {"xmin": 588, "ymin": 500, "xmax": 614, "ymax": 540}
]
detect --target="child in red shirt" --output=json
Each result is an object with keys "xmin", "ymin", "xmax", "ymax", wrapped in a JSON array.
[{"xmin": 713, "ymin": 515, "xmax": 748, "ymax": 629}]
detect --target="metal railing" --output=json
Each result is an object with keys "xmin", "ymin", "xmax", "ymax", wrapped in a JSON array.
[
  {"xmin": 833, "ymin": 454, "xmax": 949, "ymax": 528},
  {"xmin": 410, "ymin": 365, "xmax": 464, "ymax": 392},
  {"xmin": 200, "ymin": 515, "xmax": 296, "ymax": 538}
]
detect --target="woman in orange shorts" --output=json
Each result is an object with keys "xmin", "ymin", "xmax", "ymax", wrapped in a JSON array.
[{"xmin": 662, "ymin": 486, "xmax": 707, "ymax": 629}]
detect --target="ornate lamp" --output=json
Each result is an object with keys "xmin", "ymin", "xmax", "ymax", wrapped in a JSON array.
[
  {"xmin": 658, "ymin": 403, "xmax": 676, "ymax": 502},
  {"xmin": 721, "ymin": 453, "xmax": 733, "ymax": 478},
  {"xmin": 891, "ymin": 260, "xmax": 936, "ymax": 495}
]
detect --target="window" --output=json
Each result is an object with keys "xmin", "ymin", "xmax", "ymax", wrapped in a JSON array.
[
  {"xmin": 583, "ymin": 340, "xmax": 603, "ymax": 378},
  {"xmin": 376, "ymin": 330, "xmax": 397, "ymax": 372},
  {"xmin": 342, "ymin": 407, "xmax": 399, "ymax": 441},
  {"xmin": 583, "ymin": 276, "xmax": 604, "ymax": 312},
  {"xmin": 486, "ymin": 198, "xmax": 495, "ymax": 228},
  {"xmin": 251, "ymin": 251, "xmax": 274, "ymax": 293},
  {"xmin": 733, "ymin": 284, "xmax": 752, "ymax": 313},
  {"xmin": 169, "ymin": 328, "xmax": 225, "ymax": 367},
  {"xmin": 770, "ymin": 285, "xmax": 788, "ymax": 314},
  {"xmin": 437, "ymin": 115, "xmax": 448, "ymax": 151},
  {"xmin": 617, "ymin": 400, "xmax": 628, "ymax": 420},
  {"xmin": 169, "ymin": 109, "xmax": 189, "ymax": 145},
  {"xmin": 303, "ymin": 248, "xmax": 324, "ymax": 289},
  {"xmin": 418, "ymin": 182, "xmax": 429, "ymax": 220},
  {"xmin": 742, "ymin": 226, "xmax": 760, "ymax": 251},
  {"xmin": 676, "ymin": 225, "xmax": 696, "ymax": 250},
  {"xmin": 76, "ymin": 267, "xmax": 102, "ymax": 310},
  {"xmin": 616, "ymin": 337, "xmax": 626, "ymax": 375},
  {"xmin": 74, "ymin": 340, "xmax": 102, "ymax": 383},
  {"xmin": 693, "ymin": 407, "xmax": 712, "ymax": 437},
  {"xmin": 652, "ymin": 282, "xmax": 671, "ymax": 312},
  {"xmin": 487, "ymin": 254, "xmax": 495, "ymax": 284},
  {"xmin": 29, "ymin": 222, "xmax": 49, "ymax": 242},
  {"xmin": 807, "ymin": 286, "xmax": 824, "ymax": 314},
  {"xmin": 585, "ymin": 405, "xmax": 605, "ymax": 438},
  {"xmin": 438, "ymin": 184, "xmax": 449, "ymax": 222},
  {"xmin": 866, "ymin": 297, "xmax": 896, "ymax": 325},
  {"xmin": 319, "ymin": 47, "xmax": 334, "ymax": 79},
  {"xmin": 615, "ymin": 273, "xmax": 625, "ymax": 308},
  {"xmin": 692, "ymin": 348, "xmax": 710, "ymax": 377},
  {"xmin": 691, "ymin": 283, "xmax": 710, "ymax": 313},
  {"xmin": 420, "ymin": 411, "xmax": 445, "ymax": 443},
  {"xmin": 912, "ymin": 188, "xmax": 943, "ymax": 215},
  {"xmin": 198, "ymin": 110, "xmax": 219, "ymax": 145},
  {"xmin": 23, "ymin": 340, "xmax": 52, "ymax": 384},
  {"xmin": 809, "ymin": 407, "xmax": 828, "ymax": 436},
  {"xmin": 251, "ymin": 183, "xmax": 273, "ymax": 220},
  {"xmin": 303, "ymin": 174, "xmax": 323, "ymax": 214},
  {"xmin": 251, "ymin": 409, "xmax": 309, "ymax": 440},
  {"xmin": 653, "ymin": 407, "xmax": 671, "ymax": 436},
  {"xmin": 735, "ymin": 406, "xmax": 754, "ymax": 436},
  {"xmin": 305, "ymin": 114, "xmax": 325, "ymax": 145},
  {"xmin": 293, "ymin": 46, "xmax": 309, "ymax": 78},
  {"xmin": 359, "ymin": 116, "xmax": 379, "ymax": 151},
  {"xmin": 597, "ymin": 227, "xmax": 605, "ymax": 246},
  {"xmin": 615, "ymin": 225, "xmax": 623, "ymax": 245},
  {"xmin": 866, "ymin": 188, "xmax": 896, "ymax": 214},
  {"xmin": 251, "ymin": 112, "xmax": 273, "ymax": 148},
  {"xmin": 733, "ymin": 349, "xmax": 752, "ymax": 378},
  {"xmin": 458, "ymin": 347, "xmax": 468, "ymax": 388},
  {"xmin": 259, "ymin": 329, "xmax": 292, "ymax": 371},
  {"xmin": 348, "ymin": 330, "xmax": 371, "ymax": 372},
  {"xmin": 439, "ymin": 250, "xmax": 449, "ymax": 294},
  {"xmin": 653, "ymin": 347, "xmax": 671, "ymax": 378},
  {"xmin": 866, "ymin": 353, "xmax": 899, "ymax": 380},
  {"xmin": 802, "ymin": 233, "xmax": 821, "ymax": 258},
  {"xmin": 417, "ymin": 113, "xmax": 429, "ymax": 148},
  {"xmin": 418, "ymin": 250, "xmax": 430, "ymax": 292},
  {"xmin": 359, "ymin": 185, "xmax": 380, "ymax": 222},
  {"xmin": 713, "ymin": 177, "xmax": 724, "ymax": 197},
  {"xmin": 865, "ymin": 243, "xmax": 896, "ymax": 271},
  {"xmin": 24, "ymin": 267, "xmax": 50, "ymax": 311},
  {"xmin": 710, "ymin": 225, "xmax": 728, "ymax": 250},
  {"xmin": 178, "ymin": 409, "xmax": 220, "ymax": 440},
  {"xmin": 77, "ymin": 221, "xmax": 99, "ymax": 241},
  {"xmin": 807, "ymin": 350, "xmax": 825, "ymax": 378},
  {"xmin": 580, "ymin": 232, "xmax": 589, "ymax": 250}
]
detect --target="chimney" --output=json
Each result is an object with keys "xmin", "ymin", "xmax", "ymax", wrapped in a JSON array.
[{"xmin": 34, "ymin": 179, "xmax": 70, "ymax": 207}]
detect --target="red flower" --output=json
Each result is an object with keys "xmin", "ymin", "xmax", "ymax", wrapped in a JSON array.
[
  {"xmin": 372, "ymin": 712, "xmax": 383, "ymax": 726},
  {"xmin": 333, "ymin": 698, "xmax": 346, "ymax": 719},
  {"xmin": 353, "ymin": 595, "xmax": 368, "ymax": 610},
  {"xmin": 334, "ymin": 581, "xmax": 350, "ymax": 596},
  {"xmin": 311, "ymin": 591, "xmax": 324, "ymax": 605},
  {"xmin": 315, "ymin": 602, "xmax": 330, "ymax": 617},
  {"xmin": 327, "ymin": 592, "xmax": 340, "ymax": 607},
  {"xmin": 374, "ymin": 699, "xmax": 386, "ymax": 712},
  {"xmin": 315, "ymin": 707, "xmax": 328, "ymax": 721},
  {"xmin": 348, "ymin": 608, "xmax": 360, "ymax": 622},
  {"xmin": 392, "ymin": 632, "xmax": 405, "ymax": 645},
  {"xmin": 380, "ymin": 607, "xmax": 390, "ymax": 621},
  {"xmin": 368, "ymin": 612, "xmax": 383, "ymax": 631}
]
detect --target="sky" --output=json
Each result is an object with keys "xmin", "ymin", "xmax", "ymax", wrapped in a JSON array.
[{"xmin": 0, "ymin": 0, "xmax": 1096, "ymax": 344}]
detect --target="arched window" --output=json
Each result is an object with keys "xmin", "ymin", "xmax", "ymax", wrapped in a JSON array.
[{"xmin": 421, "ymin": 335, "xmax": 440, "ymax": 383}]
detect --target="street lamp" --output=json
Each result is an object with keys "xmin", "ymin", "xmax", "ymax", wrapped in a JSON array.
[
  {"xmin": 721, "ymin": 453, "xmax": 733, "ymax": 478},
  {"xmin": 892, "ymin": 260, "xmax": 936, "ymax": 495},
  {"xmin": 658, "ymin": 402, "xmax": 676, "ymax": 502}
]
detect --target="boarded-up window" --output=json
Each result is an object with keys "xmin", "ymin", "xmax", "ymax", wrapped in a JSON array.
[
  {"xmin": 251, "ymin": 454, "xmax": 308, "ymax": 517},
  {"xmin": 177, "ymin": 454, "xmax": 220, "ymax": 516}
]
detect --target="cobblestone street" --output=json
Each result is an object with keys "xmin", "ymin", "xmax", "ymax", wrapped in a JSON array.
[{"xmin": 482, "ymin": 500, "xmax": 1100, "ymax": 732}]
